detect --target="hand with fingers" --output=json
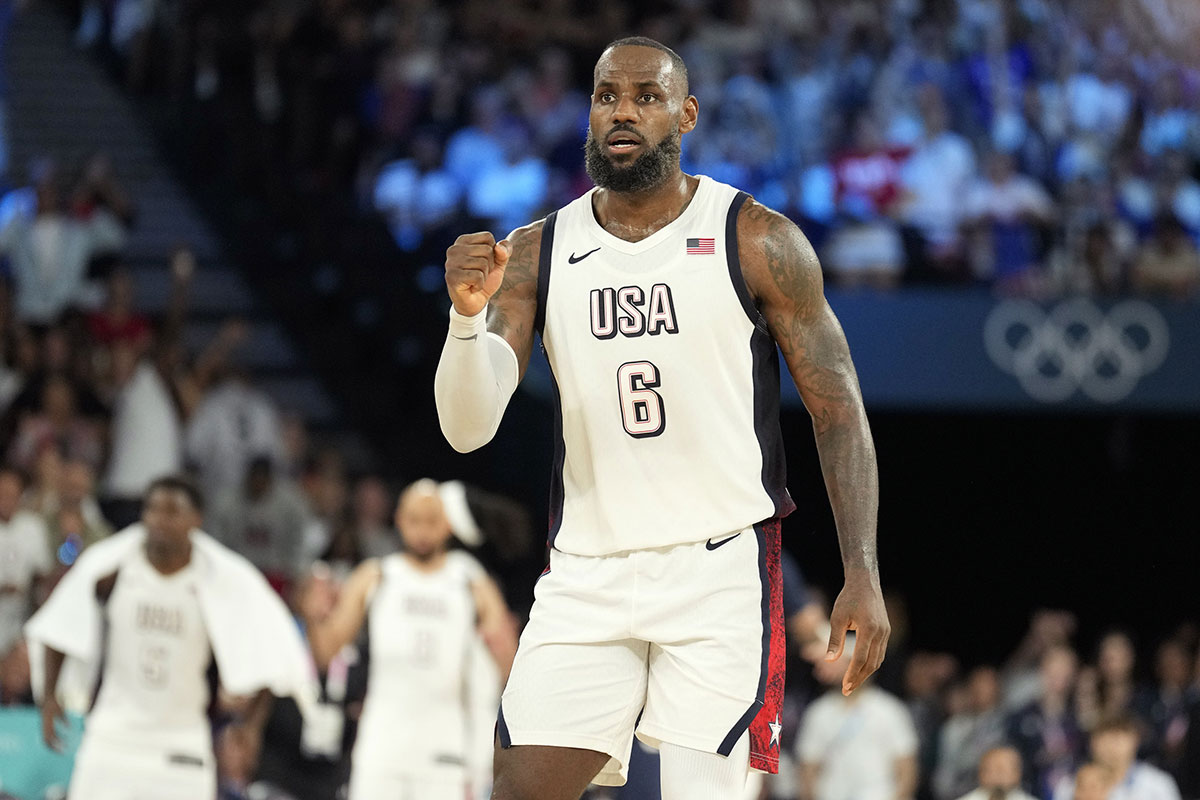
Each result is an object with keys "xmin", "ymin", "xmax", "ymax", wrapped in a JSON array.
[
  {"xmin": 41, "ymin": 695, "xmax": 68, "ymax": 752},
  {"xmin": 825, "ymin": 573, "xmax": 890, "ymax": 696},
  {"xmin": 445, "ymin": 232, "xmax": 511, "ymax": 317}
]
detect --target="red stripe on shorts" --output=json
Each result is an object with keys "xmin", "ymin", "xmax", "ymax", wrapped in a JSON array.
[{"xmin": 748, "ymin": 518, "xmax": 785, "ymax": 773}]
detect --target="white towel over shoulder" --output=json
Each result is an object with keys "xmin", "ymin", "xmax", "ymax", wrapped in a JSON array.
[{"xmin": 25, "ymin": 525, "xmax": 317, "ymax": 713}]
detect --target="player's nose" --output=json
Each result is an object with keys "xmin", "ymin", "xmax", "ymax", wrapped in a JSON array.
[{"xmin": 610, "ymin": 92, "xmax": 640, "ymax": 123}]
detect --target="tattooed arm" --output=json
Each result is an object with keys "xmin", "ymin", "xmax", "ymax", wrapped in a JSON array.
[
  {"xmin": 485, "ymin": 222, "xmax": 544, "ymax": 377},
  {"xmin": 738, "ymin": 198, "xmax": 890, "ymax": 696},
  {"xmin": 435, "ymin": 223, "xmax": 543, "ymax": 451}
]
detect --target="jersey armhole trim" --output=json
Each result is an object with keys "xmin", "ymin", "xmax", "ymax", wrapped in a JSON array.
[
  {"xmin": 534, "ymin": 210, "xmax": 559, "ymax": 337},
  {"xmin": 725, "ymin": 191, "xmax": 768, "ymax": 331}
]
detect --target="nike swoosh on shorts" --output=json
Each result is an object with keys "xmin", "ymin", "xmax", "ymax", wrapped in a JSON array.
[{"xmin": 705, "ymin": 532, "xmax": 742, "ymax": 550}]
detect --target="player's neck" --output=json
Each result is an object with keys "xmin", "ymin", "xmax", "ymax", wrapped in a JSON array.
[
  {"xmin": 404, "ymin": 549, "xmax": 447, "ymax": 573},
  {"xmin": 144, "ymin": 540, "xmax": 192, "ymax": 575},
  {"xmin": 592, "ymin": 171, "xmax": 698, "ymax": 243}
]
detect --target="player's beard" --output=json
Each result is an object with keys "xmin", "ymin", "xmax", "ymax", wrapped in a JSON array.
[{"xmin": 585, "ymin": 125, "xmax": 682, "ymax": 194}]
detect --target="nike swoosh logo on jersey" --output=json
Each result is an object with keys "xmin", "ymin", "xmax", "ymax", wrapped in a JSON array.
[
  {"xmin": 568, "ymin": 247, "xmax": 601, "ymax": 264},
  {"xmin": 451, "ymin": 334, "xmax": 478, "ymax": 341},
  {"xmin": 705, "ymin": 532, "xmax": 742, "ymax": 551}
]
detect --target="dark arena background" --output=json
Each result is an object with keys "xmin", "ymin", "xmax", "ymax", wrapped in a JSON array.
[{"xmin": 0, "ymin": 0, "xmax": 1198, "ymax": 798}]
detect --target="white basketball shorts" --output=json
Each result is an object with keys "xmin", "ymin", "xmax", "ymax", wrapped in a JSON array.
[
  {"xmin": 347, "ymin": 767, "xmax": 467, "ymax": 800},
  {"xmin": 497, "ymin": 519, "xmax": 785, "ymax": 786},
  {"xmin": 68, "ymin": 733, "xmax": 216, "ymax": 800}
]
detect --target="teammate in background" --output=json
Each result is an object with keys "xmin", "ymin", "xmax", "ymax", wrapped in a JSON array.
[
  {"xmin": 27, "ymin": 475, "xmax": 313, "ymax": 800},
  {"xmin": 306, "ymin": 479, "xmax": 517, "ymax": 800},
  {"xmin": 436, "ymin": 36, "xmax": 888, "ymax": 799}
]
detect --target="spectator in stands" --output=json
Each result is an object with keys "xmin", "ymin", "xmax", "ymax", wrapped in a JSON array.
[
  {"xmin": 207, "ymin": 456, "xmax": 310, "ymax": 595},
  {"xmin": 935, "ymin": 667, "xmax": 1009, "ymax": 800},
  {"xmin": 41, "ymin": 460, "xmax": 111, "ymax": 575},
  {"xmin": 442, "ymin": 87, "xmax": 507, "ymax": 196},
  {"xmin": 1004, "ymin": 611, "xmax": 1077, "ymax": 712},
  {"xmin": 100, "ymin": 338, "xmax": 183, "ymax": 529},
  {"xmin": 1052, "ymin": 715, "xmax": 1181, "ymax": 800},
  {"xmin": 373, "ymin": 131, "xmax": 462, "ymax": 252},
  {"xmin": 0, "ymin": 466, "xmax": 49, "ymax": 657},
  {"xmin": 1180, "ymin": 692, "xmax": 1200, "ymax": 800},
  {"xmin": 185, "ymin": 368, "xmax": 286, "ymax": 500},
  {"xmin": 466, "ymin": 119, "xmax": 549, "ymax": 237},
  {"xmin": 904, "ymin": 651, "xmax": 959, "ymax": 792},
  {"xmin": 0, "ymin": 163, "xmax": 126, "ymax": 324},
  {"xmin": 823, "ymin": 113, "xmax": 909, "ymax": 288},
  {"xmin": 1152, "ymin": 150, "xmax": 1200, "ymax": 238},
  {"xmin": 796, "ymin": 635, "xmax": 919, "ymax": 800},
  {"xmin": 963, "ymin": 151, "xmax": 1056, "ymax": 291},
  {"xmin": 70, "ymin": 151, "xmax": 135, "ymax": 233},
  {"xmin": 86, "ymin": 268, "xmax": 151, "ymax": 350},
  {"xmin": 955, "ymin": 746, "xmax": 1038, "ymax": 800},
  {"xmin": 351, "ymin": 475, "xmax": 396, "ymax": 559},
  {"xmin": 1076, "ymin": 631, "xmax": 1154, "ymax": 734},
  {"xmin": 7, "ymin": 374, "xmax": 103, "ymax": 472},
  {"xmin": 1069, "ymin": 763, "xmax": 1115, "ymax": 800},
  {"xmin": 899, "ymin": 84, "xmax": 977, "ymax": 282},
  {"xmin": 1006, "ymin": 644, "xmax": 1085, "ymax": 799},
  {"xmin": 21, "ymin": 441, "xmax": 62, "ymax": 516},
  {"xmin": 1146, "ymin": 639, "xmax": 1192, "ymax": 776},
  {"xmin": 1048, "ymin": 220, "xmax": 1132, "ymax": 296},
  {"xmin": 1131, "ymin": 214, "xmax": 1200, "ymax": 300}
]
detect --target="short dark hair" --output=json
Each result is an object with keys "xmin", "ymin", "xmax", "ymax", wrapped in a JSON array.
[
  {"xmin": 1092, "ymin": 713, "xmax": 1140, "ymax": 737},
  {"xmin": 146, "ymin": 474, "xmax": 205, "ymax": 512},
  {"xmin": 600, "ymin": 36, "xmax": 689, "ymax": 96},
  {"xmin": 0, "ymin": 464, "xmax": 28, "ymax": 488}
]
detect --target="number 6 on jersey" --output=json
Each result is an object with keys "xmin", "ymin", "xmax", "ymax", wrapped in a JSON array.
[{"xmin": 617, "ymin": 361, "xmax": 666, "ymax": 438}]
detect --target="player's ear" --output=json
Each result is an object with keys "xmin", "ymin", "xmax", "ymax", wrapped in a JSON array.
[{"xmin": 679, "ymin": 95, "xmax": 699, "ymax": 135}]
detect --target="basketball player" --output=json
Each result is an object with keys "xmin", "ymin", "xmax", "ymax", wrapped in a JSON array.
[
  {"xmin": 435, "ymin": 37, "xmax": 890, "ymax": 799},
  {"xmin": 306, "ymin": 479, "xmax": 517, "ymax": 800},
  {"xmin": 28, "ymin": 475, "xmax": 313, "ymax": 800}
]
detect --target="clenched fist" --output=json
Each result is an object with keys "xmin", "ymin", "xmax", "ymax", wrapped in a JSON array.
[{"xmin": 445, "ymin": 232, "xmax": 511, "ymax": 317}]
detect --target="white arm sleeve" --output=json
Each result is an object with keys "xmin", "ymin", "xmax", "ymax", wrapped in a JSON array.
[{"xmin": 434, "ymin": 305, "xmax": 520, "ymax": 453}]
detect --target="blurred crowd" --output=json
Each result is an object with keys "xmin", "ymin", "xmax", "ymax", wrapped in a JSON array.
[
  {"xmin": 721, "ymin": 606, "xmax": 1200, "ymax": 800},
  {"xmin": 58, "ymin": 0, "xmax": 1200, "ymax": 296}
]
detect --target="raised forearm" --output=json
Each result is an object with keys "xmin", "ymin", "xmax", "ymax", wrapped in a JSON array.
[{"xmin": 434, "ymin": 307, "xmax": 520, "ymax": 453}]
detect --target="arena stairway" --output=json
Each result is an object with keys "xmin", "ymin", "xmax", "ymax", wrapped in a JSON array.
[{"xmin": 5, "ymin": 3, "xmax": 369, "ymax": 458}]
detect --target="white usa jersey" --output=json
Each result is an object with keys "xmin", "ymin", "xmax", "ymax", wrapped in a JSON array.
[
  {"xmin": 88, "ymin": 549, "xmax": 213, "ymax": 755},
  {"xmin": 353, "ymin": 551, "xmax": 483, "ymax": 779},
  {"xmin": 536, "ymin": 175, "xmax": 795, "ymax": 557}
]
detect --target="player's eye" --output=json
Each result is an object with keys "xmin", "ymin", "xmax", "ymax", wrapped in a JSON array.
[
  {"xmin": 598, "ymin": 92, "xmax": 615, "ymax": 103},
  {"xmin": 640, "ymin": 94, "xmax": 657, "ymax": 103}
]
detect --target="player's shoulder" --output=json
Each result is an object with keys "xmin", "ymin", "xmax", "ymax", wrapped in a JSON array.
[
  {"xmin": 735, "ymin": 196, "xmax": 815, "ymax": 261},
  {"xmin": 733, "ymin": 195, "xmax": 821, "ymax": 303},
  {"xmin": 448, "ymin": 551, "xmax": 484, "ymax": 582},
  {"xmin": 506, "ymin": 217, "xmax": 549, "ymax": 259}
]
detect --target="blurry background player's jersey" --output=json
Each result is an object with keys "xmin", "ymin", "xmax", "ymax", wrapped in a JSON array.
[
  {"xmin": 351, "ymin": 551, "xmax": 483, "ymax": 782},
  {"xmin": 538, "ymin": 176, "xmax": 795, "ymax": 556},
  {"xmin": 89, "ymin": 551, "xmax": 212, "ymax": 755}
]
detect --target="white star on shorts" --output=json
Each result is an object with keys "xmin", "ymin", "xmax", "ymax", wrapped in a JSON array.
[{"xmin": 768, "ymin": 714, "xmax": 782, "ymax": 749}]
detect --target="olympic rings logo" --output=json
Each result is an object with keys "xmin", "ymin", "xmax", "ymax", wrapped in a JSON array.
[{"xmin": 983, "ymin": 298, "xmax": 1169, "ymax": 403}]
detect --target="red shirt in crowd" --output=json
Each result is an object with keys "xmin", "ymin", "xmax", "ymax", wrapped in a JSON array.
[{"xmin": 833, "ymin": 146, "xmax": 911, "ymax": 216}]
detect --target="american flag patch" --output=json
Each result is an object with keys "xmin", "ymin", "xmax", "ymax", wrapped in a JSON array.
[{"xmin": 686, "ymin": 237, "xmax": 715, "ymax": 254}]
